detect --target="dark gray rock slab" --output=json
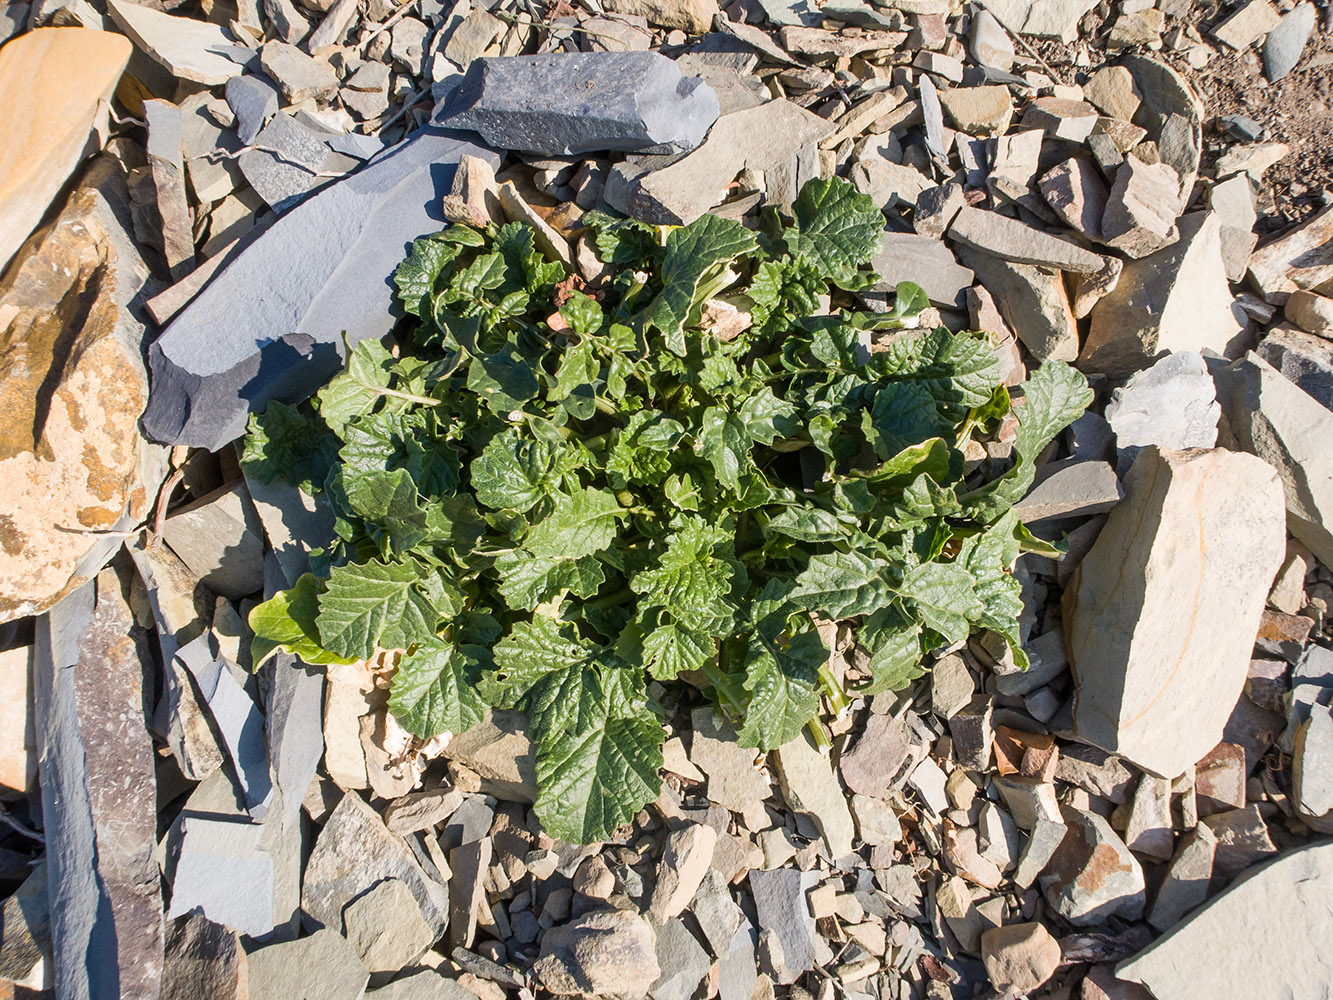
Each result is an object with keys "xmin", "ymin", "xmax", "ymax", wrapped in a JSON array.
[
  {"xmin": 162, "ymin": 914, "xmax": 247, "ymax": 1000},
  {"xmin": 0, "ymin": 863, "xmax": 51, "ymax": 982},
  {"xmin": 142, "ymin": 128, "xmax": 499, "ymax": 450},
  {"xmin": 436, "ymin": 52, "xmax": 719, "ymax": 156},
  {"xmin": 34, "ymin": 574, "xmax": 164, "ymax": 1000}
]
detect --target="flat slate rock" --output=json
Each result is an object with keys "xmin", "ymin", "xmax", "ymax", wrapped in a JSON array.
[
  {"xmin": 437, "ymin": 52, "xmax": 719, "ymax": 156},
  {"xmin": 1117, "ymin": 843, "xmax": 1333, "ymax": 999},
  {"xmin": 142, "ymin": 128, "xmax": 499, "ymax": 450},
  {"xmin": 302, "ymin": 791, "xmax": 450, "ymax": 938}
]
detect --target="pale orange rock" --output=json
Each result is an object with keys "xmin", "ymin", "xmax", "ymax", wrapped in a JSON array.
[
  {"xmin": 0, "ymin": 27, "xmax": 131, "ymax": 273},
  {"xmin": 0, "ymin": 156, "xmax": 167, "ymax": 621}
]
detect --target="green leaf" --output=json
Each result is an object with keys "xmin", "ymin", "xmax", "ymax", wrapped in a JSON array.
[
  {"xmin": 523, "ymin": 487, "xmax": 624, "ymax": 560},
  {"xmin": 528, "ymin": 663, "xmax": 663, "ymax": 843},
  {"xmin": 737, "ymin": 387, "xmax": 800, "ymax": 445},
  {"xmin": 785, "ymin": 176, "xmax": 884, "ymax": 284},
  {"xmin": 630, "ymin": 517, "xmax": 735, "ymax": 627},
  {"xmin": 965, "ymin": 361, "xmax": 1094, "ymax": 522},
  {"xmin": 559, "ymin": 292, "xmax": 603, "ymax": 336},
  {"xmin": 317, "ymin": 338, "xmax": 398, "ymax": 437},
  {"xmin": 640, "ymin": 622, "xmax": 714, "ymax": 680},
  {"xmin": 316, "ymin": 559, "xmax": 450, "ymax": 659},
  {"xmin": 641, "ymin": 214, "xmax": 758, "ymax": 355},
  {"xmin": 494, "ymin": 551, "xmax": 606, "ymax": 611},
  {"xmin": 241, "ymin": 400, "xmax": 339, "ymax": 493},
  {"xmin": 337, "ymin": 467, "xmax": 430, "ymax": 552},
  {"xmin": 899, "ymin": 561, "xmax": 983, "ymax": 644},
  {"xmin": 467, "ymin": 345, "xmax": 541, "ymax": 413},
  {"xmin": 891, "ymin": 281, "xmax": 930, "ymax": 320},
  {"xmin": 493, "ymin": 616, "xmax": 589, "ymax": 692},
  {"xmin": 389, "ymin": 638, "xmax": 489, "ymax": 737},
  {"xmin": 764, "ymin": 506, "xmax": 852, "ymax": 543},
  {"xmin": 790, "ymin": 550, "xmax": 894, "ymax": 619},
  {"xmin": 394, "ymin": 236, "xmax": 458, "ymax": 317},
  {"xmin": 956, "ymin": 511, "xmax": 1029, "ymax": 668},
  {"xmin": 857, "ymin": 606, "xmax": 923, "ymax": 694},
  {"xmin": 248, "ymin": 574, "xmax": 360, "ymax": 669},
  {"xmin": 606, "ymin": 411, "xmax": 686, "ymax": 488},
  {"xmin": 471, "ymin": 430, "xmax": 556, "ymax": 512},
  {"xmin": 698, "ymin": 406, "xmax": 750, "ymax": 492},
  {"xmin": 865, "ymin": 381, "xmax": 954, "ymax": 459},
  {"xmin": 735, "ymin": 626, "xmax": 825, "ymax": 751},
  {"xmin": 877, "ymin": 329, "xmax": 1004, "ymax": 411}
]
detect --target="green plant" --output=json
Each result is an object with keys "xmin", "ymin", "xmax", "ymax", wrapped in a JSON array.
[{"xmin": 244, "ymin": 177, "xmax": 1092, "ymax": 843}]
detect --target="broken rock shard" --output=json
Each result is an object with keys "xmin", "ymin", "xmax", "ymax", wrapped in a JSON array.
[
  {"xmin": 436, "ymin": 52, "xmax": 720, "ymax": 157},
  {"xmin": 142, "ymin": 128, "xmax": 499, "ymax": 451}
]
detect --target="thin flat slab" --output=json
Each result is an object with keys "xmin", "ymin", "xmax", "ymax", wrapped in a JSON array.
[
  {"xmin": 142, "ymin": 128, "xmax": 499, "ymax": 450},
  {"xmin": 108, "ymin": 0, "xmax": 253, "ymax": 86},
  {"xmin": 0, "ymin": 27, "xmax": 130, "ymax": 273}
]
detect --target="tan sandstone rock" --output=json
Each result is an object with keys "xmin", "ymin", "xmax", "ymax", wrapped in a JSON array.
[
  {"xmin": 0, "ymin": 155, "xmax": 168, "ymax": 621},
  {"xmin": 1063, "ymin": 447, "xmax": 1286, "ymax": 779}
]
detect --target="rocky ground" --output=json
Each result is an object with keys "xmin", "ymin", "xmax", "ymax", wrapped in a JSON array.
[{"xmin": 1, "ymin": 0, "xmax": 1333, "ymax": 999}]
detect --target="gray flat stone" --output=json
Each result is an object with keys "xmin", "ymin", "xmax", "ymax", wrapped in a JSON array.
[
  {"xmin": 870, "ymin": 232, "xmax": 974, "ymax": 310},
  {"xmin": 344, "ymin": 878, "xmax": 437, "ymax": 972},
  {"xmin": 1040, "ymin": 807, "xmax": 1145, "ymax": 925},
  {"xmin": 1262, "ymin": 2, "xmax": 1315, "ymax": 81},
  {"xmin": 1104, "ymin": 350, "xmax": 1220, "ymax": 474},
  {"xmin": 175, "ymin": 634, "xmax": 272, "ymax": 815},
  {"xmin": 438, "ymin": 52, "xmax": 718, "ymax": 156},
  {"xmin": 225, "ymin": 74, "xmax": 280, "ymax": 144},
  {"xmin": 162, "ymin": 480, "xmax": 266, "ymax": 599},
  {"xmin": 239, "ymin": 112, "xmax": 359, "ymax": 213},
  {"xmin": 649, "ymin": 919, "xmax": 712, "ymax": 1000},
  {"xmin": 687, "ymin": 707, "xmax": 770, "ymax": 813},
  {"xmin": 1118, "ymin": 843, "xmax": 1333, "ymax": 999},
  {"xmin": 748, "ymin": 868, "xmax": 818, "ymax": 983},
  {"xmin": 1213, "ymin": 353, "xmax": 1333, "ymax": 568},
  {"xmin": 1256, "ymin": 325, "xmax": 1333, "ymax": 411},
  {"xmin": 612, "ymin": 99, "xmax": 831, "ymax": 224},
  {"xmin": 302, "ymin": 791, "xmax": 449, "ymax": 938},
  {"xmin": 108, "ymin": 0, "xmax": 254, "ymax": 86},
  {"xmin": 1083, "ymin": 212, "xmax": 1246, "ymax": 378},
  {"xmin": 246, "ymin": 928, "xmax": 369, "ymax": 1000},
  {"xmin": 955, "ymin": 244, "xmax": 1078, "ymax": 361},
  {"xmin": 142, "ymin": 128, "xmax": 499, "ymax": 450},
  {"xmin": 167, "ymin": 816, "xmax": 277, "ymax": 938},
  {"xmin": 534, "ymin": 908, "xmax": 661, "ymax": 997},
  {"xmin": 948, "ymin": 205, "xmax": 1104, "ymax": 272},
  {"xmin": 1012, "ymin": 460, "xmax": 1122, "ymax": 523}
]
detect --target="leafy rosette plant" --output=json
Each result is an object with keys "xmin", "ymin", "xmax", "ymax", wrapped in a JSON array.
[{"xmin": 244, "ymin": 177, "xmax": 1092, "ymax": 843}]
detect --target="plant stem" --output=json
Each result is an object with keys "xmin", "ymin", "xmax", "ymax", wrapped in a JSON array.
[
  {"xmin": 587, "ymin": 587, "xmax": 634, "ymax": 611},
  {"xmin": 818, "ymin": 661, "xmax": 852, "ymax": 717},
  {"xmin": 700, "ymin": 651, "xmax": 747, "ymax": 716},
  {"xmin": 807, "ymin": 719, "xmax": 832, "ymax": 753}
]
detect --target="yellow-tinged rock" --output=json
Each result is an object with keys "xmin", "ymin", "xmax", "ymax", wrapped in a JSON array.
[
  {"xmin": 0, "ymin": 27, "xmax": 131, "ymax": 274},
  {"xmin": 0, "ymin": 155, "xmax": 168, "ymax": 622}
]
